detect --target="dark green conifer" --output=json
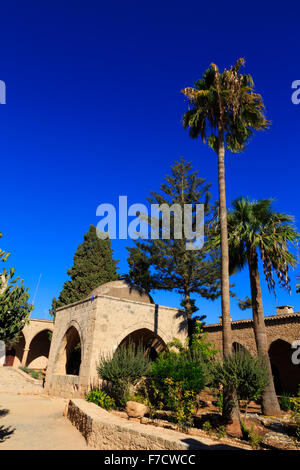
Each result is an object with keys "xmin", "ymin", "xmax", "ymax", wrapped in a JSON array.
[{"xmin": 51, "ymin": 225, "xmax": 119, "ymax": 315}]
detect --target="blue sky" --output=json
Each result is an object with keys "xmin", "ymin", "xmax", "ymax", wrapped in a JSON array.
[{"xmin": 0, "ymin": 1, "xmax": 299, "ymax": 324}]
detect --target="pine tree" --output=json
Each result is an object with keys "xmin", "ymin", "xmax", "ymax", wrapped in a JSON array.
[
  {"xmin": 126, "ymin": 158, "xmax": 221, "ymax": 337},
  {"xmin": 51, "ymin": 225, "xmax": 119, "ymax": 315}
]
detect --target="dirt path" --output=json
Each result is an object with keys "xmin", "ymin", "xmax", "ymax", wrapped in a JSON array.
[
  {"xmin": 0, "ymin": 367, "xmax": 90, "ymax": 449},
  {"xmin": 0, "ymin": 366, "xmax": 43, "ymax": 394},
  {"xmin": 0, "ymin": 393, "xmax": 91, "ymax": 449}
]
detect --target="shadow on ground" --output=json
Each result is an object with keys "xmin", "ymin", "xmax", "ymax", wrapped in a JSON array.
[
  {"xmin": 0, "ymin": 406, "xmax": 14, "ymax": 443},
  {"xmin": 182, "ymin": 437, "xmax": 249, "ymax": 451}
]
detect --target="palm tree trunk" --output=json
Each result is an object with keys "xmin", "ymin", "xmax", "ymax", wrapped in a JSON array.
[
  {"xmin": 217, "ymin": 129, "xmax": 232, "ymax": 357},
  {"xmin": 247, "ymin": 247, "xmax": 281, "ymax": 416},
  {"xmin": 217, "ymin": 128, "xmax": 240, "ymax": 426}
]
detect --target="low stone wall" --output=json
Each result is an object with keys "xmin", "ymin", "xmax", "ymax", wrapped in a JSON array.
[
  {"xmin": 67, "ymin": 399, "xmax": 234, "ymax": 450},
  {"xmin": 46, "ymin": 374, "xmax": 82, "ymax": 398}
]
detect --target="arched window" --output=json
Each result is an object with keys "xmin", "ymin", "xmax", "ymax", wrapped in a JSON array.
[
  {"xmin": 118, "ymin": 328, "xmax": 166, "ymax": 360},
  {"xmin": 269, "ymin": 339, "xmax": 300, "ymax": 394},
  {"xmin": 26, "ymin": 330, "xmax": 52, "ymax": 369}
]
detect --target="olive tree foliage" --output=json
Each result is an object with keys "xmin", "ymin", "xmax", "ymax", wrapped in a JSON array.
[{"xmin": 0, "ymin": 233, "xmax": 32, "ymax": 344}]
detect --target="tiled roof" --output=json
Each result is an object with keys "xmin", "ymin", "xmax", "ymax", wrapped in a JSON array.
[{"xmin": 204, "ymin": 312, "xmax": 300, "ymax": 329}]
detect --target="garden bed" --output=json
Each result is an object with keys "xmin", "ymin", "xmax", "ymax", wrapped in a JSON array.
[{"xmin": 110, "ymin": 400, "xmax": 300, "ymax": 450}]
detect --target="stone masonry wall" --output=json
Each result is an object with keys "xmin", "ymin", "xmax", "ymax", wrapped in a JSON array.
[
  {"xmin": 46, "ymin": 294, "xmax": 187, "ymax": 398},
  {"xmin": 67, "ymin": 399, "xmax": 228, "ymax": 450}
]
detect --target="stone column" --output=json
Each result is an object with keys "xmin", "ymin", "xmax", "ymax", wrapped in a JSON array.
[{"xmin": 22, "ymin": 348, "xmax": 30, "ymax": 367}]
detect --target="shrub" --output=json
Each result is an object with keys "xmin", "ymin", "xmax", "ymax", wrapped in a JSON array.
[
  {"xmin": 211, "ymin": 350, "xmax": 269, "ymax": 419},
  {"xmin": 150, "ymin": 347, "xmax": 205, "ymax": 430},
  {"xmin": 86, "ymin": 389, "xmax": 115, "ymax": 411},
  {"xmin": 279, "ymin": 393, "xmax": 292, "ymax": 411},
  {"xmin": 240, "ymin": 420, "xmax": 263, "ymax": 449},
  {"xmin": 214, "ymin": 392, "xmax": 223, "ymax": 411},
  {"xmin": 290, "ymin": 387, "xmax": 300, "ymax": 440},
  {"xmin": 97, "ymin": 342, "xmax": 150, "ymax": 408},
  {"xmin": 216, "ymin": 425, "xmax": 226, "ymax": 438},
  {"xmin": 202, "ymin": 420, "xmax": 212, "ymax": 435}
]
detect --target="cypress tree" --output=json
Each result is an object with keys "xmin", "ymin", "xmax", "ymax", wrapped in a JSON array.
[{"xmin": 51, "ymin": 225, "xmax": 119, "ymax": 315}]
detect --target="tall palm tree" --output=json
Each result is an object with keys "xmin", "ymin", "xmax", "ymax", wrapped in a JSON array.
[
  {"xmin": 181, "ymin": 58, "xmax": 269, "ymax": 424},
  {"xmin": 182, "ymin": 58, "xmax": 269, "ymax": 358},
  {"xmin": 226, "ymin": 197, "xmax": 299, "ymax": 416}
]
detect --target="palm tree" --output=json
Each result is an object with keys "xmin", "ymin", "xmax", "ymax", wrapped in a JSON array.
[
  {"xmin": 181, "ymin": 58, "xmax": 269, "ymax": 358},
  {"xmin": 226, "ymin": 197, "xmax": 299, "ymax": 416},
  {"xmin": 181, "ymin": 58, "xmax": 269, "ymax": 424}
]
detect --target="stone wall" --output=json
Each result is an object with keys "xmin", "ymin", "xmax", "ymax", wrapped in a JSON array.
[
  {"xmin": 66, "ymin": 399, "xmax": 228, "ymax": 450},
  {"xmin": 45, "ymin": 294, "xmax": 187, "ymax": 398},
  {"xmin": 204, "ymin": 313, "xmax": 300, "ymax": 393},
  {"xmin": 3, "ymin": 318, "xmax": 53, "ymax": 369},
  {"xmin": 204, "ymin": 314, "xmax": 300, "ymax": 353}
]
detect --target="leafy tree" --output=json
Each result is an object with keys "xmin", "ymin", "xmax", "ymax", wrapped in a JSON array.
[
  {"xmin": 0, "ymin": 267, "xmax": 33, "ymax": 344},
  {"xmin": 51, "ymin": 225, "xmax": 119, "ymax": 315},
  {"xmin": 0, "ymin": 233, "xmax": 10, "ymax": 266},
  {"xmin": 150, "ymin": 339, "xmax": 206, "ymax": 429},
  {"xmin": 181, "ymin": 58, "xmax": 269, "ymax": 362},
  {"xmin": 166, "ymin": 321, "xmax": 218, "ymax": 384},
  {"xmin": 212, "ymin": 350, "xmax": 269, "ymax": 422},
  {"xmin": 222, "ymin": 197, "xmax": 299, "ymax": 416},
  {"xmin": 126, "ymin": 158, "xmax": 221, "ymax": 338}
]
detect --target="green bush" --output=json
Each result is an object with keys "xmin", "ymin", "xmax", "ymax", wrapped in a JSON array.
[
  {"xmin": 97, "ymin": 342, "xmax": 150, "ymax": 408},
  {"xmin": 202, "ymin": 420, "xmax": 212, "ymax": 435},
  {"xmin": 214, "ymin": 392, "xmax": 223, "ymax": 410},
  {"xmin": 216, "ymin": 424, "xmax": 226, "ymax": 438},
  {"xmin": 240, "ymin": 420, "xmax": 263, "ymax": 449},
  {"xmin": 279, "ymin": 393, "xmax": 292, "ymax": 411},
  {"xmin": 150, "ymin": 347, "xmax": 205, "ymax": 430},
  {"xmin": 290, "ymin": 387, "xmax": 300, "ymax": 440},
  {"xmin": 86, "ymin": 389, "xmax": 115, "ymax": 411},
  {"xmin": 211, "ymin": 350, "xmax": 269, "ymax": 419}
]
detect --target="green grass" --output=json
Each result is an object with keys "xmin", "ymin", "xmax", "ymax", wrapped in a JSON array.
[{"xmin": 19, "ymin": 366, "xmax": 43, "ymax": 380}]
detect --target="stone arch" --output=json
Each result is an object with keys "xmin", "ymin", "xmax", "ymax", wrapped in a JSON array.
[
  {"xmin": 54, "ymin": 322, "xmax": 83, "ymax": 376},
  {"xmin": 114, "ymin": 321, "xmax": 170, "ymax": 351},
  {"xmin": 268, "ymin": 338, "xmax": 300, "ymax": 394},
  {"xmin": 117, "ymin": 327, "xmax": 167, "ymax": 360},
  {"xmin": 26, "ymin": 329, "xmax": 52, "ymax": 369}
]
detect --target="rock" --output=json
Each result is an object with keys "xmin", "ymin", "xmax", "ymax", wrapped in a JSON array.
[{"xmin": 125, "ymin": 401, "xmax": 148, "ymax": 419}]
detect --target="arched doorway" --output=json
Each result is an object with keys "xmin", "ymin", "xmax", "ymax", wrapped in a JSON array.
[
  {"xmin": 54, "ymin": 326, "xmax": 82, "ymax": 376},
  {"xmin": 4, "ymin": 348, "xmax": 16, "ymax": 366},
  {"xmin": 118, "ymin": 328, "xmax": 166, "ymax": 360},
  {"xmin": 26, "ymin": 330, "xmax": 52, "ymax": 369},
  {"xmin": 269, "ymin": 339, "xmax": 300, "ymax": 394}
]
